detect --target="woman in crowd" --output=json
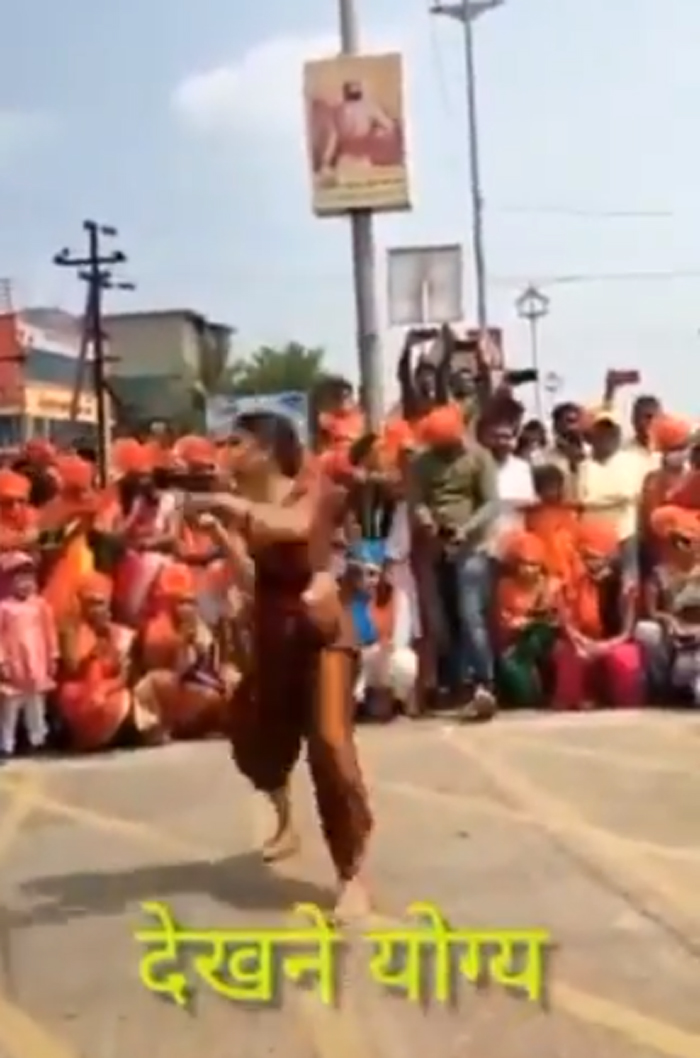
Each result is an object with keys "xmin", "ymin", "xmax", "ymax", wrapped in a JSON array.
[
  {"xmin": 636, "ymin": 505, "xmax": 700, "ymax": 701},
  {"xmin": 132, "ymin": 561, "xmax": 233, "ymax": 739},
  {"xmin": 639, "ymin": 417, "xmax": 693, "ymax": 572},
  {"xmin": 551, "ymin": 521, "xmax": 643, "ymax": 708},
  {"xmin": 106, "ymin": 440, "xmax": 179, "ymax": 626},
  {"xmin": 525, "ymin": 464, "xmax": 580, "ymax": 586},
  {"xmin": 56, "ymin": 571, "xmax": 160, "ymax": 751},
  {"xmin": 0, "ymin": 469, "xmax": 38, "ymax": 578},
  {"xmin": 495, "ymin": 531, "xmax": 561, "ymax": 707},
  {"xmin": 38, "ymin": 454, "xmax": 98, "ymax": 626}
]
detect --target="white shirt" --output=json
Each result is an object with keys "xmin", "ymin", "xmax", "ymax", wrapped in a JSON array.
[
  {"xmin": 489, "ymin": 455, "xmax": 535, "ymax": 554},
  {"xmin": 578, "ymin": 450, "xmax": 641, "ymax": 541},
  {"xmin": 385, "ymin": 502, "xmax": 420, "ymax": 644},
  {"xmin": 622, "ymin": 440, "xmax": 661, "ymax": 498}
]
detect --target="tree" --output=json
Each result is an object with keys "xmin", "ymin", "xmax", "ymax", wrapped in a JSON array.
[{"xmin": 225, "ymin": 342, "xmax": 327, "ymax": 396}]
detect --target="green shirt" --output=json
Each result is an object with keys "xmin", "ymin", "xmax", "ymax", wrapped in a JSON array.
[{"xmin": 409, "ymin": 443, "xmax": 497, "ymax": 539}]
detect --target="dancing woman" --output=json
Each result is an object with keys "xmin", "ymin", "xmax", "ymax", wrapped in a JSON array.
[{"xmin": 188, "ymin": 413, "xmax": 373, "ymax": 917}]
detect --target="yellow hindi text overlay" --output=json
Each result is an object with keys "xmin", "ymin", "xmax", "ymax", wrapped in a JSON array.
[{"xmin": 134, "ymin": 900, "xmax": 552, "ymax": 1009}]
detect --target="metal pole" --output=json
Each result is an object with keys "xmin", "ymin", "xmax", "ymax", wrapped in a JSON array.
[
  {"xmin": 54, "ymin": 223, "xmax": 132, "ymax": 486},
  {"xmin": 338, "ymin": 0, "xmax": 383, "ymax": 430},
  {"xmin": 87, "ymin": 268, "xmax": 110, "ymax": 484},
  {"xmin": 529, "ymin": 315, "xmax": 543, "ymax": 420},
  {"xmin": 462, "ymin": 0, "xmax": 488, "ymax": 329},
  {"xmin": 515, "ymin": 284, "xmax": 549, "ymax": 422}
]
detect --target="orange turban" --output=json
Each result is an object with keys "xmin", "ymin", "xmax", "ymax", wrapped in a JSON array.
[
  {"xmin": 23, "ymin": 439, "xmax": 56, "ymax": 466},
  {"xmin": 650, "ymin": 505, "xmax": 700, "ymax": 540},
  {"xmin": 0, "ymin": 469, "xmax": 30, "ymax": 502},
  {"xmin": 318, "ymin": 408, "xmax": 365, "ymax": 448},
  {"xmin": 652, "ymin": 416, "xmax": 691, "ymax": 452},
  {"xmin": 502, "ymin": 530, "xmax": 546, "ymax": 566},
  {"xmin": 174, "ymin": 435, "xmax": 216, "ymax": 468},
  {"xmin": 415, "ymin": 404, "xmax": 464, "ymax": 448},
  {"xmin": 577, "ymin": 520, "xmax": 619, "ymax": 557},
  {"xmin": 77, "ymin": 571, "xmax": 113, "ymax": 600},
  {"xmin": 55, "ymin": 454, "xmax": 93, "ymax": 492},
  {"xmin": 112, "ymin": 438, "xmax": 154, "ymax": 476},
  {"xmin": 158, "ymin": 562, "xmax": 195, "ymax": 599},
  {"xmin": 380, "ymin": 417, "xmax": 414, "ymax": 461},
  {"xmin": 318, "ymin": 447, "xmax": 353, "ymax": 480},
  {"xmin": 0, "ymin": 550, "xmax": 35, "ymax": 573},
  {"xmin": 143, "ymin": 439, "xmax": 170, "ymax": 469}
]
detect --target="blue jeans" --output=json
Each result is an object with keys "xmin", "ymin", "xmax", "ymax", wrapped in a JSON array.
[
  {"xmin": 619, "ymin": 536, "xmax": 639, "ymax": 584},
  {"xmin": 453, "ymin": 551, "xmax": 495, "ymax": 687}
]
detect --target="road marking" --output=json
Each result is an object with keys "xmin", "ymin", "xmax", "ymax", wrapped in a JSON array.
[
  {"xmin": 14, "ymin": 787, "xmax": 218, "ymax": 860},
  {"xmin": 0, "ymin": 775, "xmax": 81, "ymax": 1058},
  {"xmin": 0, "ymin": 995, "xmax": 81, "ymax": 1058},
  {"xmin": 0, "ymin": 773, "xmax": 43, "ymax": 864},
  {"xmin": 491, "ymin": 729, "xmax": 700, "ymax": 779},
  {"xmin": 444, "ymin": 729, "xmax": 700, "ymax": 925},
  {"xmin": 377, "ymin": 778, "xmax": 527, "ymax": 823},
  {"xmin": 552, "ymin": 982, "xmax": 700, "ymax": 1058},
  {"xmin": 385, "ymin": 758, "xmax": 700, "ymax": 866},
  {"xmin": 2, "ymin": 753, "xmax": 698, "ymax": 1058}
]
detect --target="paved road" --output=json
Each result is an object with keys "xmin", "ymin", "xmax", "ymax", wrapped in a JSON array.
[{"xmin": 0, "ymin": 709, "xmax": 698, "ymax": 1058}]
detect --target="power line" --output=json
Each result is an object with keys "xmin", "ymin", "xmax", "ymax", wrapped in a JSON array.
[
  {"xmin": 492, "ymin": 206, "xmax": 674, "ymax": 219},
  {"xmin": 491, "ymin": 269, "xmax": 700, "ymax": 288}
]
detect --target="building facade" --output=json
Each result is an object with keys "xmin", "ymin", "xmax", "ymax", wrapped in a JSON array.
[
  {"xmin": 105, "ymin": 309, "xmax": 234, "ymax": 426},
  {"xmin": 0, "ymin": 305, "xmax": 99, "ymax": 448},
  {"xmin": 0, "ymin": 299, "xmax": 234, "ymax": 445}
]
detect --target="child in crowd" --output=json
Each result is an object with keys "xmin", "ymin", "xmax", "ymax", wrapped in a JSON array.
[
  {"xmin": 346, "ymin": 540, "xmax": 418, "ymax": 720},
  {"xmin": 0, "ymin": 552, "xmax": 58, "ymax": 759}
]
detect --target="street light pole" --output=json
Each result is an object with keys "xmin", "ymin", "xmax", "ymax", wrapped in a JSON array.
[
  {"xmin": 430, "ymin": 0, "xmax": 504, "ymax": 330},
  {"xmin": 515, "ymin": 284, "xmax": 550, "ymax": 421},
  {"xmin": 338, "ymin": 0, "xmax": 383, "ymax": 430},
  {"xmin": 54, "ymin": 221, "xmax": 132, "ymax": 485}
]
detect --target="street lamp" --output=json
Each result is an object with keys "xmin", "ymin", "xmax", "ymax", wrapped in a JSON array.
[
  {"xmin": 515, "ymin": 284, "xmax": 550, "ymax": 420},
  {"xmin": 430, "ymin": 0, "xmax": 505, "ymax": 329}
]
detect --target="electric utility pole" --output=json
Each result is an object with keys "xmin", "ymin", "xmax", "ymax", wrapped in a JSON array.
[
  {"xmin": 430, "ymin": 0, "xmax": 505, "ymax": 329},
  {"xmin": 337, "ymin": 0, "xmax": 383, "ymax": 429},
  {"xmin": 54, "ymin": 221, "xmax": 132, "ymax": 485}
]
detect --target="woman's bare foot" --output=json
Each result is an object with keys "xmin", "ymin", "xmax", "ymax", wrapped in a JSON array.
[
  {"xmin": 262, "ymin": 787, "xmax": 300, "ymax": 862},
  {"xmin": 333, "ymin": 876, "xmax": 372, "ymax": 922},
  {"xmin": 262, "ymin": 826, "xmax": 301, "ymax": 862}
]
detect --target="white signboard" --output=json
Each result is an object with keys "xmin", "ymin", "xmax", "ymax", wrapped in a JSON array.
[
  {"xmin": 387, "ymin": 244, "xmax": 463, "ymax": 327},
  {"xmin": 206, "ymin": 391, "xmax": 309, "ymax": 444}
]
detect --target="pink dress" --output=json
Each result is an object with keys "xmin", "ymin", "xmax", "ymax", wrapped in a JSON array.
[{"xmin": 0, "ymin": 595, "xmax": 58, "ymax": 694}]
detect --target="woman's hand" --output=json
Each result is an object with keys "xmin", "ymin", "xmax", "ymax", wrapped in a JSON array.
[
  {"xmin": 302, "ymin": 571, "xmax": 341, "ymax": 641},
  {"xmin": 186, "ymin": 493, "xmax": 250, "ymax": 528}
]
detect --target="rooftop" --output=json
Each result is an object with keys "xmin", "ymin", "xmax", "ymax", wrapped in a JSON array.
[{"xmin": 104, "ymin": 308, "xmax": 235, "ymax": 334}]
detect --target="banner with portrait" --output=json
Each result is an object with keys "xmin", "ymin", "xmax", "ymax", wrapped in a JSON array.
[{"xmin": 303, "ymin": 52, "xmax": 411, "ymax": 216}]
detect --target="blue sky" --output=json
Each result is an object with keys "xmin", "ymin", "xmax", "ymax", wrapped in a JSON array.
[{"xmin": 3, "ymin": 0, "xmax": 700, "ymax": 413}]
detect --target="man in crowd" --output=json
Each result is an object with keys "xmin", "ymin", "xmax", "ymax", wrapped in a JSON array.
[{"xmin": 409, "ymin": 404, "xmax": 498, "ymax": 719}]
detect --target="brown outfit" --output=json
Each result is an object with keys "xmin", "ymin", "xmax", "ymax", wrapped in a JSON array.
[{"xmin": 229, "ymin": 472, "xmax": 373, "ymax": 881}]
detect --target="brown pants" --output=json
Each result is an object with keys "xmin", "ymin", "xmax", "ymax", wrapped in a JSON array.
[{"xmin": 229, "ymin": 644, "xmax": 372, "ymax": 881}]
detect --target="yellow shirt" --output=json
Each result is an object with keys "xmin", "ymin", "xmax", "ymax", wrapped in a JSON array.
[{"xmin": 578, "ymin": 451, "xmax": 641, "ymax": 541}]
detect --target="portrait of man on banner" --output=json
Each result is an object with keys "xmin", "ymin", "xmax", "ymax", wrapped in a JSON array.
[{"xmin": 304, "ymin": 53, "xmax": 411, "ymax": 216}]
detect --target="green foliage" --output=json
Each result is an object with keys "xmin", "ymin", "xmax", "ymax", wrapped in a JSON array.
[{"xmin": 224, "ymin": 342, "xmax": 327, "ymax": 396}]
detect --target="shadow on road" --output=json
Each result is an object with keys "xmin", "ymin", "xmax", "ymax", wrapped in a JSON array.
[{"xmin": 15, "ymin": 852, "xmax": 335, "ymax": 929}]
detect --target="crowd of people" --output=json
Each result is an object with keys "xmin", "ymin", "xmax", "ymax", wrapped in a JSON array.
[
  {"xmin": 1, "ymin": 364, "xmax": 700, "ymax": 768},
  {"xmin": 2, "ymin": 354, "xmax": 700, "ymax": 912}
]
